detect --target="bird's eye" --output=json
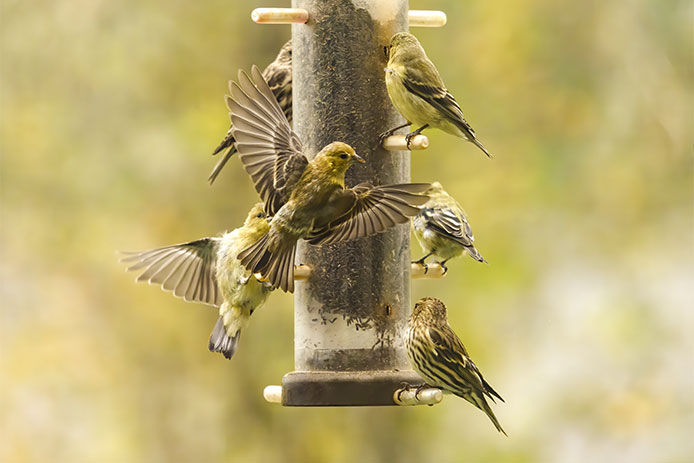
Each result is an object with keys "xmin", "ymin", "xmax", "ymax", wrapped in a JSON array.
[
  {"xmin": 256, "ymin": 213, "xmax": 264, "ymax": 218},
  {"xmin": 339, "ymin": 153, "xmax": 348, "ymax": 159}
]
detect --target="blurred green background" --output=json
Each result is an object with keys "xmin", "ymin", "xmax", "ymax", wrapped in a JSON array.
[{"xmin": 1, "ymin": 0, "xmax": 692, "ymax": 461}]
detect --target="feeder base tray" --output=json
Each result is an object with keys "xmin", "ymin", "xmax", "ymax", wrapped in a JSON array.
[{"xmin": 280, "ymin": 370, "xmax": 423, "ymax": 406}]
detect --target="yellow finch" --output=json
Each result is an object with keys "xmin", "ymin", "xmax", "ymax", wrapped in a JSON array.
[
  {"xmin": 412, "ymin": 181, "xmax": 486, "ymax": 272},
  {"xmin": 407, "ymin": 297, "xmax": 506, "ymax": 435},
  {"xmin": 228, "ymin": 66, "xmax": 431, "ymax": 292},
  {"xmin": 209, "ymin": 40, "xmax": 292, "ymax": 184},
  {"xmin": 121, "ymin": 203, "xmax": 272, "ymax": 359},
  {"xmin": 383, "ymin": 32, "xmax": 491, "ymax": 156}
]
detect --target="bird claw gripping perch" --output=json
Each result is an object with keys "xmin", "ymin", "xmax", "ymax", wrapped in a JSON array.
[
  {"xmin": 381, "ymin": 134, "xmax": 430, "ymax": 151},
  {"xmin": 410, "ymin": 262, "xmax": 447, "ymax": 279},
  {"xmin": 405, "ymin": 125, "xmax": 429, "ymax": 148},
  {"xmin": 393, "ymin": 384, "xmax": 443, "ymax": 406}
]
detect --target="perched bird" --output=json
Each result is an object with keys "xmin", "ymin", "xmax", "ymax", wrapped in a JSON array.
[
  {"xmin": 121, "ymin": 203, "xmax": 273, "ymax": 359},
  {"xmin": 407, "ymin": 297, "xmax": 506, "ymax": 435},
  {"xmin": 209, "ymin": 40, "xmax": 292, "ymax": 184},
  {"xmin": 228, "ymin": 66, "xmax": 431, "ymax": 292},
  {"xmin": 412, "ymin": 181, "xmax": 486, "ymax": 272},
  {"xmin": 382, "ymin": 32, "xmax": 491, "ymax": 156}
]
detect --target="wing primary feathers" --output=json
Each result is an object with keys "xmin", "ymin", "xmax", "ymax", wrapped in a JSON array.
[
  {"xmin": 307, "ymin": 183, "xmax": 427, "ymax": 245},
  {"xmin": 249, "ymin": 66, "xmax": 290, "ymax": 122},
  {"xmin": 227, "ymin": 67, "xmax": 307, "ymax": 214},
  {"xmin": 121, "ymin": 239, "xmax": 221, "ymax": 307},
  {"xmin": 169, "ymin": 251, "xmax": 199, "ymax": 298},
  {"xmin": 160, "ymin": 251, "xmax": 193, "ymax": 291}
]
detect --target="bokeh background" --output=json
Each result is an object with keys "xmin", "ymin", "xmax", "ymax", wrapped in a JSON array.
[{"xmin": 1, "ymin": 0, "xmax": 692, "ymax": 461}]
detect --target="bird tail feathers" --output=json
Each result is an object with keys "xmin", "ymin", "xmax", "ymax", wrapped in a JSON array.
[
  {"xmin": 481, "ymin": 401, "xmax": 507, "ymax": 436},
  {"xmin": 238, "ymin": 233, "xmax": 297, "ymax": 293},
  {"xmin": 208, "ymin": 317, "xmax": 241, "ymax": 359},
  {"xmin": 470, "ymin": 136, "xmax": 492, "ymax": 158},
  {"xmin": 208, "ymin": 146, "xmax": 237, "ymax": 184},
  {"xmin": 482, "ymin": 377, "xmax": 504, "ymax": 403},
  {"xmin": 466, "ymin": 245, "xmax": 487, "ymax": 264},
  {"xmin": 466, "ymin": 392, "xmax": 507, "ymax": 436}
]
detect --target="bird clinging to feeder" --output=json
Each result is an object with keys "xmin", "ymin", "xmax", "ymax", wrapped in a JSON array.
[
  {"xmin": 121, "ymin": 203, "xmax": 274, "ymax": 359},
  {"xmin": 227, "ymin": 66, "xmax": 431, "ymax": 292},
  {"xmin": 406, "ymin": 297, "xmax": 506, "ymax": 434},
  {"xmin": 382, "ymin": 32, "xmax": 491, "ymax": 156},
  {"xmin": 412, "ymin": 181, "xmax": 486, "ymax": 273}
]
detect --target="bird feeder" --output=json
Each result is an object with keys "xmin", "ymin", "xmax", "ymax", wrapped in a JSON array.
[{"xmin": 253, "ymin": 1, "xmax": 446, "ymax": 406}]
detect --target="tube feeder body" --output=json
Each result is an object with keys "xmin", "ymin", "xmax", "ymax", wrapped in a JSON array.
[{"xmin": 283, "ymin": 0, "xmax": 422, "ymax": 406}]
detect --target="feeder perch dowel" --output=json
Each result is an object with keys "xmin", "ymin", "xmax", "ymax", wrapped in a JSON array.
[
  {"xmin": 251, "ymin": 8, "xmax": 447, "ymax": 27},
  {"xmin": 393, "ymin": 386, "xmax": 443, "ymax": 406},
  {"xmin": 263, "ymin": 385, "xmax": 283, "ymax": 403},
  {"xmin": 251, "ymin": 8, "xmax": 309, "ymax": 24},
  {"xmin": 408, "ymin": 10, "xmax": 447, "ymax": 27},
  {"xmin": 382, "ymin": 134, "xmax": 429, "ymax": 151},
  {"xmin": 410, "ymin": 262, "xmax": 447, "ymax": 279},
  {"xmin": 262, "ymin": 263, "xmax": 447, "ymax": 283}
]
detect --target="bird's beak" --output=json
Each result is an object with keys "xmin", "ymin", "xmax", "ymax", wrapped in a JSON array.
[{"xmin": 353, "ymin": 153, "xmax": 366, "ymax": 164}]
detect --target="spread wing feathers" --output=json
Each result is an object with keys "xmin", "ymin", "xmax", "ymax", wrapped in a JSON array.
[
  {"xmin": 121, "ymin": 238, "xmax": 223, "ymax": 307},
  {"xmin": 401, "ymin": 64, "xmax": 491, "ymax": 157},
  {"xmin": 209, "ymin": 62, "xmax": 292, "ymax": 185},
  {"xmin": 308, "ymin": 183, "xmax": 431, "ymax": 245},
  {"xmin": 229, "ymin": 66, "xmax": 306, "ymax": 214},
  {"xmin": 237, "ymin": 233, "xmax": 297, "ymax": 293},
  {"xmin": 265, "ymin": 70, "xmax": 292, "ymax": 122},
  {"xmin": 428, "ymin": 327, "xmax": 504, "ymax": 404}
]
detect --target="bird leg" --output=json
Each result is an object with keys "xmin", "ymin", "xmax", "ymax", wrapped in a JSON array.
[
  {"xmin": 405, "ymin": 124, "xmax": 429, "ymax": 148},
  {"xmin": 414, "ymin": 383, "xmax": 434, "ymax": 400},
  {"xmin": 438, "ymin": 259, "xmax": 449, "ymax": 275},
  {"xmin": 412, "ymin": 252, "xmax": 433, "ymax": 274},
  {"xmin": 395, "ymin": 382, "xmax": 413, "ymax": 401},
  {"xmin": 396, "ymin": 382, "xmax": 429, "ymax": 401},
  {"xmin": 378, "ymin": 121, "xmax": 411, "ymax": 146}
]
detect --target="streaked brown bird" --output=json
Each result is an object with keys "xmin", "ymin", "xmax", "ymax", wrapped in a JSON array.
[
  {"xmin": 228, "ymin": 66, "xmax": 430, "ymax": 292},
  {"xmin": 209, "ymin": 40, "xmax": 292, "ymax": 184},
  {"xmin": 407, "ymin": 297, "xmax": 506, "ymax": 435}
]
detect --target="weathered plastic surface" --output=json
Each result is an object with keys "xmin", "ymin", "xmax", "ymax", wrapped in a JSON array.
[{"xmin": 285, "ymin": 0, "xmax": 420, "ymax": 405}]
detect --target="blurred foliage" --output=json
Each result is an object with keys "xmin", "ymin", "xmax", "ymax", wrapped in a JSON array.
[{"xmin": 1, "ymin": 0, "xmax": 692, "ymax": 462}]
